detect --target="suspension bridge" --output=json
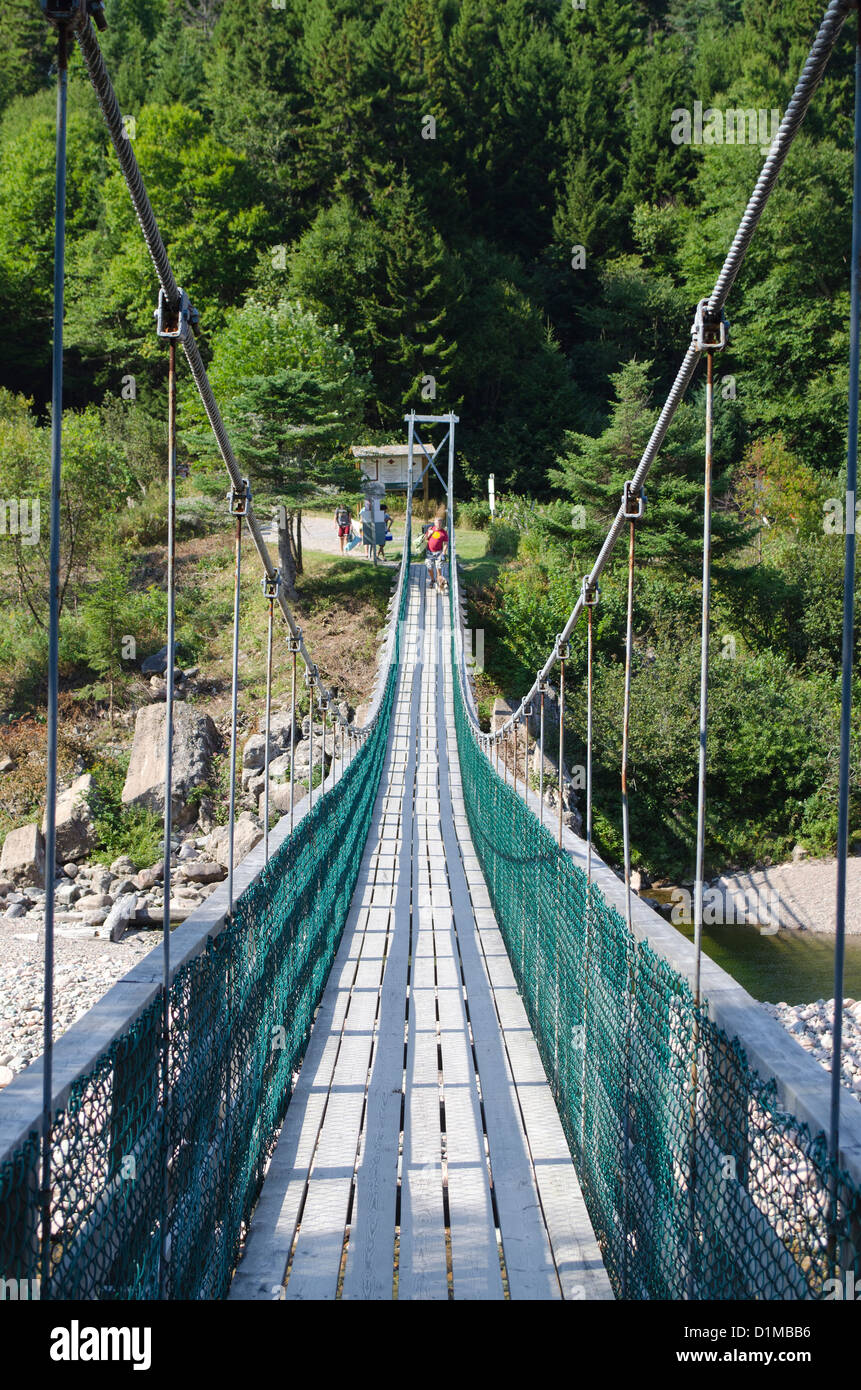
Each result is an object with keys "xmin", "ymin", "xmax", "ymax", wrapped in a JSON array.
[{"xmin": 1, "ymin": 0, "xmax": 861, "ymax": 1302}]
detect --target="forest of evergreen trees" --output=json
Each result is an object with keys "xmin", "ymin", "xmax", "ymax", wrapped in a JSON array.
[{"xmin": 0, "ymin": 0, "xmax": 856, "ymax": 488}]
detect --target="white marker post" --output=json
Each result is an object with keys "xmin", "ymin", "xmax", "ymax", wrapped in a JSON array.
[{"xmin": 488, "ymin": 472, "xmax": 495, "ymax": 517}]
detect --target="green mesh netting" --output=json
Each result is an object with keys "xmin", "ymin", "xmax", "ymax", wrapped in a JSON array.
[
  {"xmin": 450, "ymin": 625, "xmax": 861, "ymax": 1300},
  {"xmin": 0, "ymin": 566, "xmax": 408, "ymax": 1299}
]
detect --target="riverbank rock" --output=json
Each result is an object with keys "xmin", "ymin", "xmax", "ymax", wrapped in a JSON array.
[
  {"xmin": 122, "ymin": 702, "xmax": 217, "ymax": 827},
  {"xmin": 205, "ymin": 812, "xmax": 263, "ymax": 869},
  {"xmin": 41, "ymin": 774, "xmax": 97, "ymax": 864},
  {"xmin": 0, "ymin": 824, "xmax": 45, "ymax": 887}
]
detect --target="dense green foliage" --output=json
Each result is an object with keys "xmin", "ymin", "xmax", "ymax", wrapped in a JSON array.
[{"xmin": 0, "ymin": 0, "xmax": 855, "ymax": 483}]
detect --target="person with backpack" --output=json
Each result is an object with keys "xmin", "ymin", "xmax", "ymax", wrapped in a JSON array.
[
  {"xmin": 378, "ymin": 507, "xmax": 393, "ymax": 560},
  {"xmin": 334, "ymin": 502, "xmax": 352, "ymax": 554},
  {"xmin": 425, "ymin": 514, "xmax": 449, "ymax": 590}
]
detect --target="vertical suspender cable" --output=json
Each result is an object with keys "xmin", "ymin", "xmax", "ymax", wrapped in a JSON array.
[
  {"xmin": 263, "ymin": 590, "xmax": 274, "ymax": 863},
  {"xmin": 830, "ymin": 0, "xmax": 861, "ymax": 1265},
  {"xmin": 539, "ymin": 684, "xmax": 545, "ymax": 828},
  {"xmin": 557, "ymin": 656, "xmax": 566, "ymax": 847},
  {"xmin": 322, "ymin": 699, "xmax": 328, "ymax": 795},
  {"xmin": 620, "ymin": 513, "xmax": 637, "ymax": 1299},
  {"xmin": 227, "ymin": 511, "xmax": 242, "ymax": 914},
  {"xmin": 687, "ymin": 348, "xmax": 716, "ymax": 1300},
  {"xmin": 159, "ymin": 337, "xmax": 177, "ymax": 1297},
  {"xmin": 621, "ymin": 518, "xmax": 636, "ymax": 933},
  {"xmin": 693, "ymin": 351, "xmax": 715, "ymax": 1006},
  {"xmin": 289, "ymin": 645, "xmax": 297, "ymax": 831},
  {"xmin": 40, "ymin": 19, "xmax": 69, "ymax": 1293},
  {"xmin": 586, "ymin": 602, "xmax": 595, "ymax": 887},
  {"xmin": 309, "ymin": 684, "xmax": 315, "ymax": 810}
]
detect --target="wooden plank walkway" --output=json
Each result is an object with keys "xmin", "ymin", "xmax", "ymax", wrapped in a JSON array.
[{"xmin": 229, "ymin": 568, "xmax": 612, "ymax": 1301}]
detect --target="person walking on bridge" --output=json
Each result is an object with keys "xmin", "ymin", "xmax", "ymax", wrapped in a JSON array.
[{"xmin": 425, "ymin": 514, "xmax": 449, "ymax": 591}]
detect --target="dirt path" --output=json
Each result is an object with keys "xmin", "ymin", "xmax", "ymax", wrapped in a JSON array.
[
  {"xmin": 714, "ymin": 856, "xmax": 861, "ymax": 934},
  {"xmin": 262, "ymin": 513, "xmax": 405, "ymax": 559}
]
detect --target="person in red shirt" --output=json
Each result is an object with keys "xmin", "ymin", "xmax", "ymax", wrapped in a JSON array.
[{"xmin": 425, "ymin": 515, "xmax": 449, "ymax": 590}]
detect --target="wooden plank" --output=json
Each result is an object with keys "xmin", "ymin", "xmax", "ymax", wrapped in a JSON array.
[
  {"xmin": 342, "ymin": 654, "xmax": 422, "ymax": 1301},
  {"xmin": 433, "ymin": 919, "xmax": 504, "ymax": 1299},
  {"xmin": 398, "ymin": 612, "xmax": 448, "ymax": 1299},
  {"xmin": 282, "ymin": 910, "xmax": 387, "ymax": 1299}
]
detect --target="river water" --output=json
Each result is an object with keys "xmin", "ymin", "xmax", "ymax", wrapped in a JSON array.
[{"xmin": 671, "ymin": 919, "xmax": 861, "ymax": 1004}]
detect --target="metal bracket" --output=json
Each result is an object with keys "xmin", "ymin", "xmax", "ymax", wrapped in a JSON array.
[
  {"xmin": 40, "ymin": 0, "xmax": 86, "ymax": 27},
  {"xmin": 229, "ymin": 480, "xmax": 251, "ymax": 517},
  {"xmin": 262, "ymin": 570, "xmax": 281, "ymax": 600},
  {"xmin": 691, "ymin": 298, "xmax": 728, "ymax": 353},
  {"xmin": 521, "ymin": 704, "xmax": 533, "ymax": 721},
  {"xmin": 555, "ymin": 635, "xmax": 571, "ymax": 662},
  {"xmin": 623, "ymin": 482, "xmax": 645, "ymax": 521},
  {"xmin": 581, "ymin": 576, "xmax": 600, "ymax": 606},
  {"xmin": 304, "ymin": 664, "xmax": 318, "ymax": 687},
  {"xmin": 155, "ymin": 287, "xmax": 198, "ymax": 342},
  {"xmin": 287, "ymin": 629, "xmax": 302, "ymax": 653}
]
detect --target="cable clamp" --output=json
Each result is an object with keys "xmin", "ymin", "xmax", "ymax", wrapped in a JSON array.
[
  {"xmin": 623, "ymin": 482, "xmax": 645, "ymax": 520},
  {"xmin": 155, "ymin": 287, "xmax": 198, "ymax": 341},
  {"xmin": 582, "ymin": 576, "xmax": 600, "ymax": 606},
  {"xmin": 229, "ymin": 480, "xmax": 251, "ymax": 517},
  {"xmin": 287, "ymin": 628, "xmax": 302, "ymax": 653},
  {"xmin": 262, "ymin": 570, "xmax": 281, "ymax": 600},
  {"xmin": 40, "ymin": 1, "xmax": 93, "ymax": 29},
  {"xmin": 554, "ymin": 635, "xmax": 571, "ymax": 662},
  {"xmin": 304, "ymin": 664, "xmax": 318, "ymax": 687},
  {"xmin": 691, "ymin": 298, "xmax": 728, "ymax": 353}
]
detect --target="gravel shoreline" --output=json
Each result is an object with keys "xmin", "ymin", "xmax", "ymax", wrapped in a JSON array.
[{"xmin": 760, "ymin": 998, "xmax": 861, "ymax": 1097}]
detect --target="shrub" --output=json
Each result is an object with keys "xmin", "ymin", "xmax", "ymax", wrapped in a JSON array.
[
  {"xmin": 86, "ymin": 756, "xmax": 163, "ymax": 868},
  {"xmin": 487, "ymin": 520, "xmax": 519, "ymax": 557},
  {"xmin": 456, "ymin": 500, "xmax": 491, "ymax": 530}
]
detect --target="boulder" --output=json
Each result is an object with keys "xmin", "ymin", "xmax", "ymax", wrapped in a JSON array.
[
  {"xmin": 76, "ymin": 892, "xmax": 112, "ymax": 911},
  {"xmin": 122, "ymin": 701, "xmax": 217, "ymax": 827},
  {"xmin": 0, "ymin": 824, "xmax": 45, "ymax": 886},
  {"xmin": 257, "ymin": 710, "xmax": 301, "ymax": 747},
  {"xmin": 134, "ymin": 864, "xmax": 163, "ymax": 891},
  {"xmin": 259, "ymin": 783, "xmax": 294, "ymax": 818},
  {"xmin": 205, "ymin": 812, "xmax": 263, "ymax": 869},
  {"xmin": 140, "ymin": 645, "xmax": 179, "ymax": 676},
  {"xmin": 110, "ymin": 877, "xmax": 138, "ymax": 899},
  {"xmin": 40, "ymin": 773, "xmax": 96, "ymax": 864},
  {"xmin": 241, "ymin": 732, "xmax": 290, "ymax": 772},
  {"xmin": 0, "ymin": 756, "xmax": 14, "ymax": 774},
  {"xmin": 110, "ymin": 854, "xmax": 138, "ymax": 877},
  {"xmin": 268, "ymin": 753, "xmax": 292, "ymax": 781},
  {"xmin": 179, "ymin": 860, "xmax": 224, "ymax": 884}
]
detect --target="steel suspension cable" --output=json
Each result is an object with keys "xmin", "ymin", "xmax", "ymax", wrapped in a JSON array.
[
  {"xmin": 263, "ymin": 585, "xmax": 275, "ymax": 864},
  {"xmin": 693, "ymin": 351, "xmax": 716, "ymax": 1007},
  {"xmin": 830, "ymin": 0, "xmax": 861, "ymax": 1261},
  {"xmin": 227, "ymin": 508, "xmax": 243, "ymax": 913},
  {"xmin": 620, "ymin": 502, "xmax": 639, "ymax": 935},
  {"xmin": 538, "ymin": 682, "xmax": 545, "ymax": 827},
  {"xmin": 40, "ymin": 16, "xmax": 70, "ymax": 1296},
  {"xmin": 159, "ymin": 336, "xmax": 177, "ymax": 1296}
]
